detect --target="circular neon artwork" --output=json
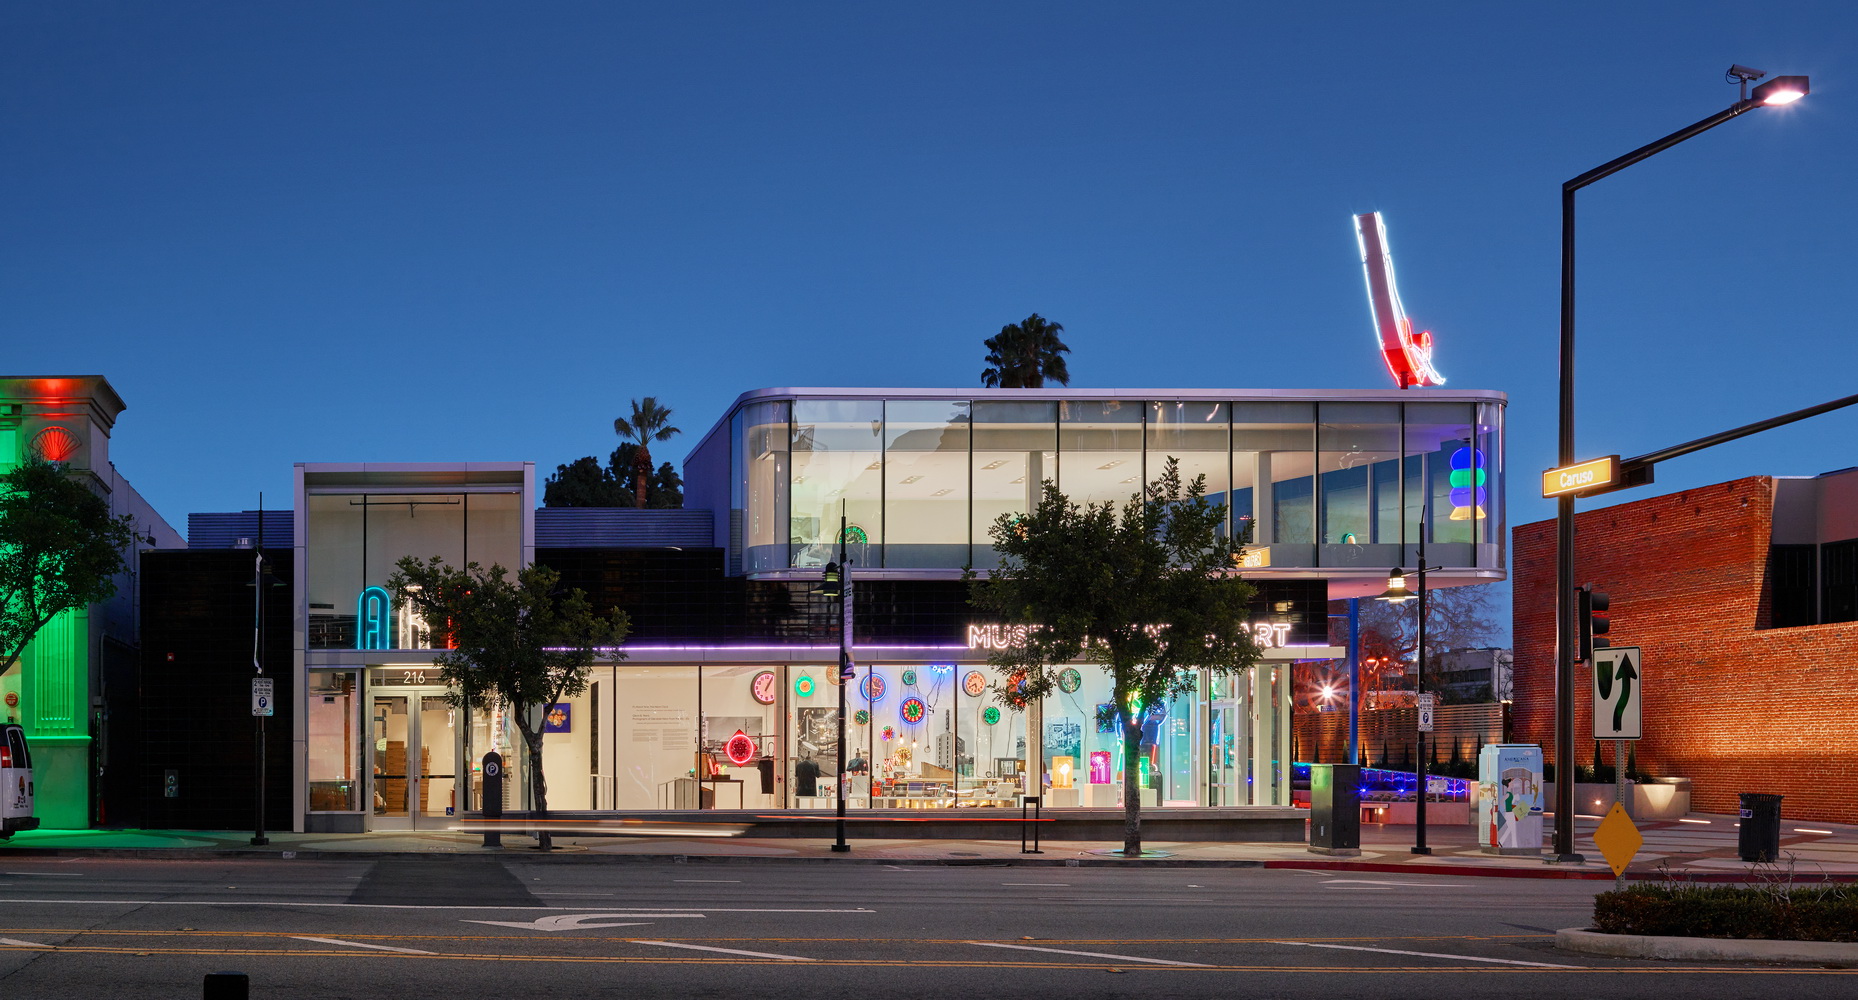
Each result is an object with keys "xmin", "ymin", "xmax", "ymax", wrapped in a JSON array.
[
  {"xmin": 982, "ymin": 707, "xmax": 1000, "ymax": 726},
  {"xmin": 962, "ymin": 671, "xmax": 987, "ymax": 696},
  {"xmin": 725, "ymin": 731, "xmax": 757, "ymax": 766},
  {"xmin": 750, "ymin": 670, "xmax": 778, "ymax": 705},
  {"xmin": 900, "ymin": 697, "xmax": 927, "ymax": 725},
  {"xmin": 860, "ymin": 674, "xmax": 886, "ymax": 702},
  {"xmin": 1058, "ymin": 668, "xmax": 1082, "ymax": 693},
  {"xmin": 901, "ymin": 669, "xmax": 918, "ymax": 686},
  {"xmin": 880, "ymin": 726, "xmax": 897, "ymax": 742},
  {"xmin": 854, "ymin": 709, "xmax": 870, "ymax": 726},
  {"xmin": 794, "ymin": 674, "xmax": 816, "ymax": 698}
]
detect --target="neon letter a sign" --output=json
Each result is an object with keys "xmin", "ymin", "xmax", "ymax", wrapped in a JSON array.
[{"xmin": 357, "ymin": 586, "xmax": 392, "ymax": 650}]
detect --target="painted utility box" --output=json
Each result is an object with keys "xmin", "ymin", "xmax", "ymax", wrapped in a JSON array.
[{"xmin": 1478, "ymin": 744, "xmax": 1543, "ymax": 855}]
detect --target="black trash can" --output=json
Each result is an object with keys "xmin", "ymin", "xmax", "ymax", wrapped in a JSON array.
[
  {"xmin": 1737, "ymin": 792, "xmax": 1784, "ymax": 862},
  {"xmin": 1308, "ymin": 764, "xmax": 1361, "ymax": 856}
]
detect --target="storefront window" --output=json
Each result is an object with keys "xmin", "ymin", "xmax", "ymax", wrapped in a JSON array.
[
  {"xmin": 791, "ymin": 400, "xmax": 882, "ymax": 569},
  {"xmin": 307, "ymin": 670, "xmax": 359, "ymax": 812},
  {"xmin": 700, "ymin": 666, "xmax": 780, "ymax": 809},
  {"xmin": 1402, "ymin": 402, "xmax": 1478, "ymax": 566},
  {"xmin": 883, "ymin": 400, "xmax": 970, "ymax": 569},
  {"xmin": 971, "ymin": 402, "xmax": 1057, "ymax": 569}
]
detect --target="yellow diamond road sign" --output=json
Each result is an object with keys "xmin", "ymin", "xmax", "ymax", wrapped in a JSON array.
[{"xmin": 1592, "ymin": 801, "xmax": 1643, "ymax": 877}]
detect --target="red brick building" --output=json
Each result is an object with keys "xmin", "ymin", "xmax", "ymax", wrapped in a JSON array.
[{"xmin": 1513, "ymin": 472, "xmax": 1858, "ymax": 825}]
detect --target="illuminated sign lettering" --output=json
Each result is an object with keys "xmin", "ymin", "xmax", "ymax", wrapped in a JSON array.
[
  {"xmin": 1542, "ymin": 456, "xmax": 1621, "ymax": 499},
  {"xmin": 965, "ymin": 621, "xmax": 1294, "ymax": 650},
  {"xmin": 357, "ymin": 586, "xmax": 392, "ymax": 650}
]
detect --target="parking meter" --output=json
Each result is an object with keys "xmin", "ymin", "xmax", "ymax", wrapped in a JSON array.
[{"xmin": 481, "ymin": 751, "xmax": 503, "ymax": 848}]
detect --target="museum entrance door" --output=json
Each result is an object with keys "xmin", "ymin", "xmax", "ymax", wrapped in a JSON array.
[{"xmin": 368, "ymin": 688, "xmax": 458, "ymax": 831}]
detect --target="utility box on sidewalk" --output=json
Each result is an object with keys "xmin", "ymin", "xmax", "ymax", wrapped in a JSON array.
[
  {"xmin": 1738, "ymin": 792, "xmax": 1784, "ymax": 862},
  {"xmin": 1308, "ymin": 763, "xmax": 1360, "ymax": 856},
  {"xmin": 1478, "ymin": 744, "xmax": 1543, "ymax": 856}
]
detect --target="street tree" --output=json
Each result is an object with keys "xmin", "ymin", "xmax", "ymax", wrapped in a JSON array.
[
  {"xmin": 981, "ymin": 313, "xmax": 1071, "ymax": 388},
  {"xmin": 968, "ymin": 458, "xmax": 1261, "ymax": 855},
  {"xmin": 388, "ymin": 558, "xmax": 629, "ymax": 849},
  {"xmin": 613, "ymin": 398, "xmax": 681, "ymax": 509},
  {"xmin": 1, "ymin": 458, "xmax": 146, "ymax": 679},
  {"xmin": 542, "ymin": 445, "xmax": 685, "ymax": 509}
]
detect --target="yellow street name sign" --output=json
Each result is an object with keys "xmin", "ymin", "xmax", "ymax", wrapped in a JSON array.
[
  {"xmin": 1542, "ymin": 456, "xmax": 1621, "ymax": 498},
  {"xmin": 1592, "ymin": 801, "xmax": 1643, "ymax": 878}
]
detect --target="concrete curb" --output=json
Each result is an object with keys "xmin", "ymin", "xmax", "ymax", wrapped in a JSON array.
[{"xmin": 1556, "ymin": 927, "xmax": 1858, "ymax": 964}]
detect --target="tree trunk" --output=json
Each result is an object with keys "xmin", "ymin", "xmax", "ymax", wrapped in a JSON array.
[
  {"xmin": 517, "ymin": 718, "xmax": 551, "ymax": 851},
  {"xmin": 1122, "ymin": 716, "xmax": 1143, "ymax": 856},
  {"xmin": 633, "ymin": 446, "xmax": 652, "ymax": 509}
]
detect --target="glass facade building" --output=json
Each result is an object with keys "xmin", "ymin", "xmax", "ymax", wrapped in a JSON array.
[{"xmin": 282, "ymin": 388, "xmax": 1504, "ymax": 832}]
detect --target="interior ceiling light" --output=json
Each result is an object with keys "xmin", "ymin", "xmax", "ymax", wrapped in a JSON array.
[
  {"xmin": 1010, "ymin": 477, "xmax": 1025, "ymax": 484},
  {"xmin": 900, "ymin": 475, "xmax": 922, "ymax": 484},
  {"xmin": 932, "ymin": 489, "xmax": 952, "ymax": 496},
  {"xmin": 982, "ymin": 460, "xmax": 1007, "ymax": 470},
  {"xmin": 866, "ymin": 461, "xmax": 881, "ymax": 470},
  {"xmin": 1098, "ymin": 460, "xmax": 1123, "ymax": 470}
]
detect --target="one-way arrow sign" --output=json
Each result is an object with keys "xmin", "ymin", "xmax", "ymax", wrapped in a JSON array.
[{"xmin": 1591, "ymin": 646, "xmax": 1642, "ymax": 740}]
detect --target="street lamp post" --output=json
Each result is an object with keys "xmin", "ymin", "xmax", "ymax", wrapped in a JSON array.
[
  {"xmin": 822, "ymin": 508, "xmax": 853, "ymax": 854},
  {"xmin": 1377, "ymin": 506, "xmax": 1439, "ymax": 855},
  {"xmin": 1553, "ymin": 68, "xmax": 1807, "ymax": 861}
]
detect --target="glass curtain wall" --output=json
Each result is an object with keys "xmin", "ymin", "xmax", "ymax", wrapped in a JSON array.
[
  {"xmin": 743, "ymin": 401, "xmax": 789, "ymax": 574},
  {"xmin": 1318, "ymin": 403, "xmax": 1403, "ymax": 569},
  {"xmin": 1057, "ymin": 400, "xmax": 1145, "ymax": 508},
  {"xmin": 883, "ymin": 400, "xmax": 970, "ymax": 568},
  {"xmin": 1148, "ymin": 401, "xmax": 1231, "ymax": 538},
  {"xmin": 970, "ymin": 402, "xmax": 1057, "ymax": 569},
  {"xmin": 791, "ymin": 400, "xmax": 882, "ymax": 569},
  {"xmin": 1233, "ymin": 403, "xmax": 1315, "ymax": 562},
  {"xmin": 1402, "ymin": 403, "xmax": 1479, "ymax": 568}
]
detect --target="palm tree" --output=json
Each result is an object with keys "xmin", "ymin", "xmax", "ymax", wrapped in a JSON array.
[
  {"xmin": 613, "ymin": 398, "xmax": 681, "ymax": 509},
  {"xmin": 981, "ymin": 313, "xmax": 1071, "ymax": 388}
]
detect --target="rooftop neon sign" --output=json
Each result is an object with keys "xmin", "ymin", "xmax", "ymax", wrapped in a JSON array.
[{"xmin": 1355, "ymin": 212, "xmax": 1445, "ymax": 389}]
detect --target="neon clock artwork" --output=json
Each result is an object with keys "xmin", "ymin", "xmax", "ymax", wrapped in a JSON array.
[
  {"xmin": 793, "ymin": 674, "xmax": 816, "ymax": 698},
  {"xmin": 1354, "ymin": 212, "xmax": 1445, "ymax": 389},
  {"xmin": 900, "ymin": 697, "xmax": 927, "ymax": 725},
  {"xmin": 901, "ymin": 669, "xmax": 918, "ymax": 686},
  {"xmin": 750, "ymin": 670, "xmax": 778, "ymax": 705},
  {"xmin": 725, "ymin": 730, "xmax": 757, "ymax": 767},
  {"xmin": 880, "ymin": 726, "xmax": 897, "ymax": 742},
  {"xmin": 860, "ymin": 674, "xmax": 886, "ymax": 702},
  {"xmin": 1058, "ymin": 668, "xmax": 1082, "ymax": 694},
  {"xmin": 854, "ymin": 709, "xmax": 870, "ymax": 726},
  {"xmin": 982, "ymin": 707, "xmax": 1000, "ymax": 726},
  {"xmin": 962, "ymin": 671, "xmax": 987, "ymax": 697}
]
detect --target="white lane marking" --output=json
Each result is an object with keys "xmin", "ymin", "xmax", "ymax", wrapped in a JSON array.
[
  {"xmin": 965, "ymin": 940, "xmax": 1210, "ymax": 967},
  {"xmin": 464, "ymin": 913, "xmax": 707, "ymax": 931},
  {"xmin": 0, "ymin": 899, "xmax": 873, "ymax": 912},
  {"xmin": 632, "ymin": 940, "xmax": 814, "ymax": 962},
  {"xmin": 5, "ymin": 872, "xmax": 85, "ymax": 877},
  {"xmin": 1321, "ymin": 880, "xmax": 1468, "ymax": 888},
  {"xmin": 1274, "ymin": 940, "xmax": 1581, "ymax": 968},
  {"xmin": 291, "ymin": 936, "xmax": 436, "ymax": 955},
  {"xmin": 534, "ymin": 892, "xmax": 616, "ymax": 896},
  {"xmin": 0, "ymin": 938, "xmax": 52, "ymax": 949},
  {"xmin": 1001, "ymin": 883, "xmax": 1069, "ymax": 887},
  {"xmin": 673, "ymin": 880, "xmax": 742, "ymax": 883}
]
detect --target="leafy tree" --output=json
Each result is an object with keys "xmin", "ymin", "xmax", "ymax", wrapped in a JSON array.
[
  {"xmin": 387, "ymin": 558, "xmax": 629, "ymax": 850},
  {"xmin": 981, "ymin": 313, "xmax": 1071, "ymax": 388},
  {"xmin": 542, "ymin": 446, "xmax": 684, "ymax": 509},
  {"xmin": 1, "ymin": 459, "xmax": 146, "ymax": 679},
  {"xmin": 968, "ymin": 458, "xmax": 1261, "ymax": 855},
  {"xmin": 613, "ymin": 398, "xmax": 681, "ymax": 509}
]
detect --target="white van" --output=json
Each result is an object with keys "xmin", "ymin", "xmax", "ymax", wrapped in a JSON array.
[{"xmin": 1, "ymin": 722, "xmax": 37, "ymax": 838}]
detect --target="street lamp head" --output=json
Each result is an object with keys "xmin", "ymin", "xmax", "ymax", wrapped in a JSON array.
[
  {"xmin": 820, "ymin": 561, "xmax": 842, "ymax": 599},
  {"xmin": 1752, "ymin": 75, "xmax": 1809, "ymax": 106},
  {"xmin": 1376, "ymin": 568, "xmax": 1416, "ymax": 604}
]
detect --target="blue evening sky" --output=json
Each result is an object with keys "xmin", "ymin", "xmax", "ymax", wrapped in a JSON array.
[{"xmin": 5, "ymin": 2, "xmax": 1854, "ymax": 632}]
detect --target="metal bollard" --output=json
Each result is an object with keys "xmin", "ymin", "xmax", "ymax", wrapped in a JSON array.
[
  {"xmin": 203, "ymin": 971, "xmax": 249, "ymax": 1000},
  {"xmin": 1021, "ymin": 794, "xmax": 1044, "ymax": 854}
]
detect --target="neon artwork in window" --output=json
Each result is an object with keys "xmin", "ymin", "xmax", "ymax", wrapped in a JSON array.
[
  {"xmin": 357, "ymin": 587, "xmax": 392, "ymax": 650},
  {"xmin": 1449, "ymin": 446, "xmax": 1487, "ymax": 521}
]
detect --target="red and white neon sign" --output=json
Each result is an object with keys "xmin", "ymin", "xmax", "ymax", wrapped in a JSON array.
[
  {"xmin": 1355, "ymin": 212, "xmax": 1445, "ymax": 389},
  {"xmin": 725, "ymin": 730, "xmax": 757, "ymax": 767}
]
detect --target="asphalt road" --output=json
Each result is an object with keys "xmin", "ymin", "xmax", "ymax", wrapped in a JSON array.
[{"xmin": 1, "ymin": 855, "xmax": 1850, "ymax": 999}]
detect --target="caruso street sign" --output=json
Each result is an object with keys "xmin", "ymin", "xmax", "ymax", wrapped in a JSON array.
[{"xmin": 1542, "ymin": 456, "xmax": 1621, "ymax": 498}]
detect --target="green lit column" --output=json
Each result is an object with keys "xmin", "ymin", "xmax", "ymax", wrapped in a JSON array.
[{"xmin": 20, "ymin": 608, "xmax": 91, "ymax": 829}]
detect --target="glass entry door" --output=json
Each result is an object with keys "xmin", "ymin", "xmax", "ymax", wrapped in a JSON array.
[{"xmin": 369, "ymin": 689, "xmax": 458, "ymax": 830}]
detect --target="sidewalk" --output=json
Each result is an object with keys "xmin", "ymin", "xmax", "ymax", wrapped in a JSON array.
[{"xmin": 5, "ymin": 812, "xmax": 1855, "ymax": 879}]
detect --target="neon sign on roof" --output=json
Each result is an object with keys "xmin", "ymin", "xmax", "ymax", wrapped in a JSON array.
[{"xmin": 1355, "ymin": 212, "xmax": 1445, "ymax": 389}]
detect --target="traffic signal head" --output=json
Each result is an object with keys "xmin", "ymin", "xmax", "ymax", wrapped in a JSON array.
[{"xmin": 1578, "ymin": 585, "xmax": 1611, "ymax": 662}]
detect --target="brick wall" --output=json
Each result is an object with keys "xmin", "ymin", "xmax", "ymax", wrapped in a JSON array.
[{"xmin": 1513, "ymin": 477, "xmax": 1858, "ymax": 824}]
